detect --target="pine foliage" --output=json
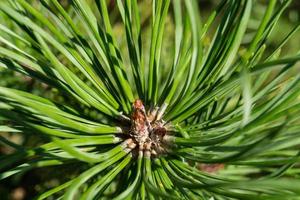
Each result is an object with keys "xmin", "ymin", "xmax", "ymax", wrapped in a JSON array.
[{"xmin": 1, "ymin": 0, "xmax": 300, "ymax": 199}]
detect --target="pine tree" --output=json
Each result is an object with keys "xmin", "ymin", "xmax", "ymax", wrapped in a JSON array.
[{"xmin": 1, "ymin": 0, "xmax": 300, "ymax": 199}]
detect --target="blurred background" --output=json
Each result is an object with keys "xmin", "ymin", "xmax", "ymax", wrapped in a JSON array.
[{"xmin": 0, "ymin": 0, "xmax": 299, "ymax": 199}]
